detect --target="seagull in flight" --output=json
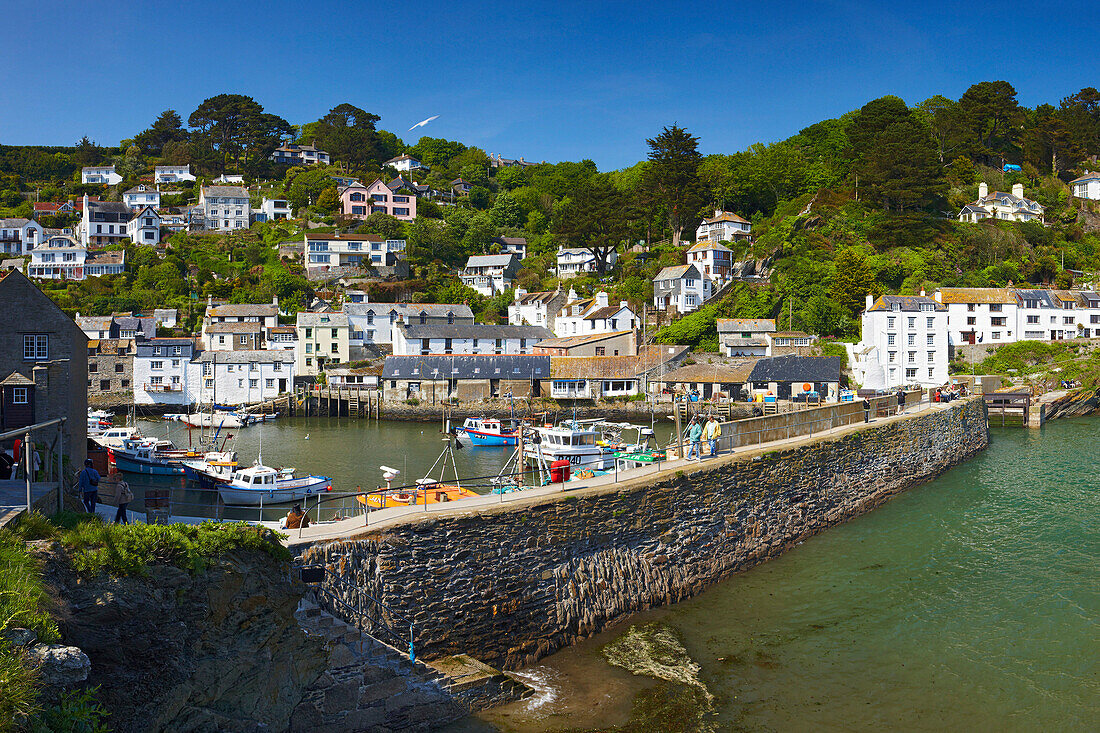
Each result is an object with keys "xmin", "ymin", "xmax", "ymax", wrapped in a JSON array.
[{"xmin": 409, "ymin": 115, "xmax": 439, "ymax": 131}]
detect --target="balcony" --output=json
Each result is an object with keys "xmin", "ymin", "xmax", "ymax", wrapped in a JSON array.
[{"xmin": 144, "ymin": 383, "xmax": 182, "ymax": 392}]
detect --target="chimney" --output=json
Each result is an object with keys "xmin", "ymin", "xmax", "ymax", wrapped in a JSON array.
[
  {"xmin": 515, "ymin": 288, "xmax": 526, "ymax": 301},
  {"xmin": 596, "ymin": 291, "xmax": 609, "ymax": 308},
  {"xmin": 568, "ymin": 287, "xmax": 578, "ymax": 302},
  {"xmin": 978, "ymin": 182, "xmax": 988, "ymax": 199},
  {"xmin": 620, "ymin": 300, "xmax": 629, "ymax": 309},
  {"xmin": 865, "ymin": 293, "xmax": 874, "ymax": 311},
  {"xmin": 272, "ymin": 295, "xmax": 279, "ymax": 309},
  {"xmin": 920, "ymin": 288, "xmax": 926, "ymax": 297},
  {"xmin": 207, "ymin": 294, "xmax": 213, "ymax": 308},
  {"xmin": 1012, "ymin": 182, "xmax": 1024, "ymax": 199},
  {"xmin": 715, "ymin": 208, "xmax": 722, "ymax": 217}
]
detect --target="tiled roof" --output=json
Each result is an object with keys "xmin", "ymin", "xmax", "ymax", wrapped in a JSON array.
[
  {"xmin": 1069, "ymin": 171, "xmax": 1100, "ymax": 184},
  {"xmin": 194, "ymin": 350, "xmax": 293, "ymax": 364},
  {"xmin": 935, "ymin": 288, "xmax": 1016, "ymax": 304},
  {"xmin": 703, "ymin": 211, "xmax": 750, "ymax": 225},
  {"xmin": 205, "ymin": 322, "xmax": 263, "ymax": 333},
  {"xmin": 383, "ymin": 354, "xmax": 549, "ymax": 380},
  {"xmin": 533, "ymin": 331, "xmax": 632, "ymax": 348},
  {"xmin": 296, "ymin": 312, "xmax": 349, "ymax": 327},
  {"xmin": 550, "ymin": 354, "xmax": 645, "ymax": 380},
  {"xmin": 201, "ymin": 186, "xmax": 248, "ymax": 197},
  {"xmin": 687, "ymin": 241, "xmax": 733, "ymax": 252},
  {"xmin": 304, "ymin": 232, "xmax": 384, "ymax": 242},
  {"xmin": 662, "ymin": 360, "xmax": 757, "ymax": 383},
  {"xmin": 770, "ymin": 331, "xmax": 813, "ymax": 338},
  {"xmin": 465, "ymin": 254, "xmax": 517, "ymax": 268},
  {"xmin": 207, "ymin": 303, "xmax": 278, "ymax": 317},
  {"xmin": 86, "ymin": 250, "xmax": 125, "ymax": 266},
  {"xmin": 398, "ymin": 324, "xmax": 553, "ymax": 340},
  {"xmin": 0, "ymin": 371, "xmax": 35, "ymax": 386}
]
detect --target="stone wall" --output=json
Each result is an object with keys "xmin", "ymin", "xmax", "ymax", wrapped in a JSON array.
[{"xmin": 303, "ymin": 398, "xmax": 989, "ymax": 669}]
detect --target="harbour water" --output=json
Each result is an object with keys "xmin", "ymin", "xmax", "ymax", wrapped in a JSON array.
[
  {"xmin": 450, "ymin": 418, "xmax": 1099, "ymax": 732},
  {"xmin": 120, "ymin": 416, "xmax": 675, "ymax": 522}
]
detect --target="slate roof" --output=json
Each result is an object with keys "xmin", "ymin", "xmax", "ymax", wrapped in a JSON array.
[
  {"xmin": 344, "ymin": 303, "xmax": 475, "ymax": 319},
  {"xmin": 935, "ymin": 288, "xmax": 1017, "ymax": 304},
  {"xmin": 654, "ymin": 265, "xmax": 691, "ymax": 281},
  {"xmin": 123, "ymin": 185, "xmax": 159, "ymax": 195},
  {"xmin": 1069, "ymin": 171, "xmax": 1100, "ymax": 183},
  {"xmin": 383, "ymin": 355, "xmax": 550, "ymax": 380},
  {"xmin": 397, "ymin": 324, "xmax": 553, "ymax": 340},
  {"xmin": 464, "ymin": 254, "xmax": 518, "ymax": 268},
  {"xmin": 1014, "ymin": 289, "xmax": 1057, "ymax": 307},
  {"xmin": 86, "ymin": 201, "xmax": 132, "ymax": 215},
  {"xmin": 717, "ymin": 318, "xmax": 775, "ymax": 333},
  {"xmin": 662, "ymin": 360, "xmax": 758, "ymax": 383},
  {"xmin": 748, "ymin": 355, "xmax": 841, "ymax": 383},
  {"xmin": 550, "ymin": 346, "xmax": 686, "ymax": 379},
  {"xmin": 866, "ymin": 295, "xmax": 946, "ymax": 312},
  {"xmin": 86, "ymin": 250, "xmax": 125, "ymax": 266},
  {"xmin": 687, "ymin": 240, "xmax": 734, "ymax": 253},
  {"xmin": 201, "ymin": 186, "xmax": 249, "ymax": 198},
  {"xmin": 0, "ymin": 371, "xmax": 35, "ymax": 386},
  {"xmin": 0, "ymin": 218, "xmax": 32, "ymax": 227},
  {"xmin": 304, "ymin": 232, "xmax": 384, "ymax": 242},
  {"xmin": 494, "ymin": 236, "xmax": 527, "ymax": 246},
  {"xmin": 513, "ymin": 291, "xmax": 561, "ymax": 305},
  {"xmin": 296, "ymin": 312, "xmax": 349, "ymax": 327},
  {"xmin": 583, "ymin": 305, "xmax": 629, "ymax": 321},
  {"xmin": 534, "ymin": 331, "xmax": 633, "ymax": 348},
  {"xmin": 205, "ymin": 322, "xmax": 264, "ymax": 333},
  {"xmin": 77, "ymin": 316, "xmax": 113, "ymax": 332}
]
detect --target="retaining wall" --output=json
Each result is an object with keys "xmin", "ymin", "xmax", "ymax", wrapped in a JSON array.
[{"xmin": 304, "ymin": 398, "xmax": 989, "ymax": 669}]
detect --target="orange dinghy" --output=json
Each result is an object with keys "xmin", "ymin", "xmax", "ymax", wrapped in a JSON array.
[{"xmin": 359, "ymin": 479, "xmax": 477, "ymax": 510}]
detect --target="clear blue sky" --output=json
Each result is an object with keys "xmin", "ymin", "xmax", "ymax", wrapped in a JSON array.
[{"xmin": 2, "ymin": 0, "xmax": 1097, "ymax": 170}]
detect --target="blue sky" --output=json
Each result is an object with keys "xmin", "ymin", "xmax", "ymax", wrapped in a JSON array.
[{"xmin": 2, "ymin": 0, "xmax": 1097, "ymax": 169}]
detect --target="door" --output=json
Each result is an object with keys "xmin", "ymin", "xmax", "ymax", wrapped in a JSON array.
[
  {"xmin": 964, "ymin": 331, "xmax": 976, "ymax": 345},
  {"xmin": 278, "ymin": 379, "xmax": 287, "ymax": 392},
  {"xmin": 777, "ymin": 382, "xmax": 792, "ymax": 400}
]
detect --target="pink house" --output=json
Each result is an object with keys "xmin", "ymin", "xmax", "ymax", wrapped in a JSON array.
[{"xmin": 340, "ymin": 178, "xmax": 417, "ymax": 221}]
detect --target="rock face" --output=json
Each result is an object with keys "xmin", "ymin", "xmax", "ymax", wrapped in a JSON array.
[
  {"xmin": 1044, "ymin": 387, "xmax": 1100, "ymax": 420},
  {"xmin": 305, "ymin": 399, "xmax": 990, "ymax": 670},
  {"xmin": 39, "ymin": 549, "xmax": 328, "ymax": 733},
  {"xmin": 24, "ymin": 643, "xmax": 90, "ymax": 691}
]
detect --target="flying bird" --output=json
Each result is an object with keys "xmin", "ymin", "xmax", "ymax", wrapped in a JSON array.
[{"xmin": 408, "ymin": 115, "xmax": 439, "ymax": 131}]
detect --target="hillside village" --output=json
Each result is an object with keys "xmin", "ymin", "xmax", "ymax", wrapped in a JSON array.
[{"xmin": 3, "ymin": 83, "xmax": 1100, "ymax": 412}]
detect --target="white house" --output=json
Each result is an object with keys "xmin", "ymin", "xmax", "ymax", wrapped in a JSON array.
[
  {"xmin": 553, "ymin": 290, "xmax": 638, "ymax": 337},
  {"xmin": 193, "ymin": 351, "xmax": 295, "ymax": 406},
  {"xmin": 717, "ymin": 318, "xmax": 775, "ymax": 357},
  {"xmin": 959, "ymin": 183, "xmax": 1045, "ymax": 224},
  {"xmin": 495, "ymin": 236, "xmax": 527, "ymax": 260},
  {"xmin": 695, "ymin": 209, "xmax": 751, "ymax": 243},
  {"xmin": 933, "ymin": 288, "xmax": 1020, "ymax": 346},
  {"xmin": 0, "ymin": 218, "xmax": 44, "ymax": 255},
  {"xmin": 27, "ymin": 234, "xmax": 125, "ymax": 280},
  {"xmin": 1015, "ymin": 289, "xmax": 1076, "ymax": 341},
  {"xmin": 197, "ymin": 186, "xmax": 250, "ymax": 231},
  {"xmin": 213, "ymin": 174, "xmax": 245, "ymax": 184},
  {"xmin": 461, "ymin": 254, "xmax": 520, "ymax": 296},
  {"xmin": 296, "ymin": 311, "xmax": 350, "ymax": 376},
  {"xmin": 81, "ymin": 166, "xmax": 122, "ymax": 185},
  {"xmin": 80, "ymin": 197, "xmax": 136, "ymax": 247},
  {"xmin": 1070, "ymin": 171, "xmax": 1100, "ymax": 201},
  {"xmin": 133, "ymin": 338, "xmax": 200, "ymax": 406},
  {"xmin": 122, "ymin": 185, "xmax": 161, "ymax": 211},
  {"xmin": 153, "ymin": 309, "xmax": 178, "ymax": 329},
  {"xmin": 384, "ymin": 154, "xmax": 426, "ymax": 172},
  {"xmin": 391, "ymin": 323, "xmax": 554, "ymax": 356},
  {"xmin": 304, "ymin": 233, "xmax": 404, "ymax": 273},
  {"xmin": 508, "ymin": 289, "xmax": 568, "ymax": 330},
  {"xmin": 652, "ymin": 264, "xmax": 711, "ymax": 314},
  {"xmin": 258, "ymin": 198, "xmax": 292, "ymax": 221},
  {"xmin": 344, "ymin": 302, "xmax": 475, "ymax": 350},
  {"xmin": 686, "ymin": 240, "xmax": 735, "ymax": 283},
  {"xmin": 125, "ymin": 206, "xmax": 161, "ymax": 246},
  {"xmin": 154, "ymin": 165, "xmax": 196, "ymax": 183},
  {"xmin": 849, "ymin": 294, "xmax": 948, "ymax": 390},
  {"xmin": 556, "ymin": 247, "xmax": 617, "ymax": 278},
  {"xmin": 272, "ymin": 143, "xmax": 331, "ymax": 166}
]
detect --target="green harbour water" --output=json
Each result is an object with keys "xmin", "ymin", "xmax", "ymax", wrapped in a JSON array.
[{"xmin": 458, "ymin": 418, "xmax": 1100, "ymax": 732}]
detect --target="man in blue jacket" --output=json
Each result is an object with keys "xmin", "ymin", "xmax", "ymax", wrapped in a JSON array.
[{"xmin": 78, "ymin": 458, "xmax": 101, "ymax": 514}]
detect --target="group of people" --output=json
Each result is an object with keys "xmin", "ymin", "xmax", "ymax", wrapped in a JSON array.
[
  {"xmin": 933, "ymin": 384, "xmax": 967, "ymax": 403},
  {"xmin": 77, "ymin": 459, "xmax": 133, "ymax": 524},
  {"xmin": 684, "ymin": 415, "xmax": 723, "ymax": 460}
]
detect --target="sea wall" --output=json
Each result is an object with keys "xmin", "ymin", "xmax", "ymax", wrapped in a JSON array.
[{"xmin": 303, "ymin": 398, "xmax": 989, "ymax": 669}]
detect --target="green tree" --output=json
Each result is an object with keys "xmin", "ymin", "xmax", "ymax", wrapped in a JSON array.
[
  {"xmin": 188, "ymin": 94, "xmax": 291, "ymax": 173},
  {"xmin": 848, "ymin": 97, "xmax": 945, "ymax": 211},
  {"xmin": 915, "ymin": 95, "xmax": 969, "ymax": 163},
  {"xmin": 1023, "ymin": 104, "xmax": 1081, "ymax": 175},
  {"xmin": 309, "ymin": 104, "xmax": 383, "ymax": 171},
  {"xmin": 489, "ymin": 191, "xmax": 522, "ymax": 227},
  {"xmin": 958, "ymin": 81, "xmax": 1022, "ymax": 164},
  {"xmin": 641, "ymin": 125, "xmax": 706, "ymax": 246},
  {"xmin": 830, "ymin": 248, "xmax": 876, "ymax": 316},
  {"xmin": 468, "ymin": 186, "xmax": 491, "ymax": 210},
  {"xmin": 358, "ymin": 212, "xmax": 404, "ymax": 240},
  {"xmin": 134, "ymin": 110, "xmax": 188, "ymax": 154},
  {"xmin": 315, "ymin": 186, "xmax": 340, "ymax": 214},
  {"xmin": 552, "ymin": 175, "xmax": 630, "ymax": 274},
  {"xmin": 1059, "ymin": 87, "xmax": 1100, "ymax": 158}
]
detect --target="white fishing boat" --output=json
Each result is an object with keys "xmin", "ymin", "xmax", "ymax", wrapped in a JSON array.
[
  {"xmin": 90, "ymin": 426, "xmax": 143, "ymax": 450},
  {"xmin": 523, "ymin": 421, "xmax": 617, "ymax": 470},
  {"xmin": 179, "ymin": 451, "xmax": 239, "ymax": 488},
  {"xmin": 217, "ymin": 462, "xmax": 332, "ymax": 506},
  {"xmin": 179, "ymin": 412, "xmax": 245, "ymax": 429}
]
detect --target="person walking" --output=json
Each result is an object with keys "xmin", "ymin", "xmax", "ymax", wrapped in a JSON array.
[
  {"xmin": 896, "ymin": 388, "xmax": 906, "ymax": 413},
  {"xmin": 114, "ymin": 475, "xmax": 133, "ymax": 524},
  {"xmin": 862, "ymin": 397, "xmax": 872, "ymax": 423},
  {"xmin": 78, "ymin": 458, "xmax": 101, "ymax": 514},
  {"xmin": 687, "ymin": 418, "xmax": 703, "ymax": 461},
  {"xmin": 703, "ymin": 415, "xmax": 721, "ymax": 457}
]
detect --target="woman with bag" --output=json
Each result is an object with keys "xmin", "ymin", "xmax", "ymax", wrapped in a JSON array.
[{"xmin": 114, "ymin": 475, "xmax": 133, "ymax": 524}]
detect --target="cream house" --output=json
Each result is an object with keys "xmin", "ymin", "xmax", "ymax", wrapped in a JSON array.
[{"xmin": 959, "ymin": 183, "xmax": 1045, "ymax": 224}]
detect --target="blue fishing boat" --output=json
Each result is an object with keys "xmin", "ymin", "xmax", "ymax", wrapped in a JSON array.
[{"xmin": 455, "ymin": 417, "xmax": 520, "ymax": 447}]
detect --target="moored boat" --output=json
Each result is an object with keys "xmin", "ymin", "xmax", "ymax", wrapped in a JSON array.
[
  {"xmin": 360, "ymin": 479, "xmax": 478, "ymax": 509},
  {"xmin": 523, "ymin": 421, "xmax": 617, "ymax": 470},
  {"xmin": 455, "ymin": 417, "xmax": 520, "ymax": 446},
  {"xmin": 217, "ymin": 463, "xmax": 332, "ymax": 506},
  {"xmin": 179, "ymin": 451, "xmax": 239, "ymax": 488}
]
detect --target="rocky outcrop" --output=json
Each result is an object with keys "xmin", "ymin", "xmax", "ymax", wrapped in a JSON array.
[
  {"xmin": 1043, "ymin": 387, "xmax": 1100, "ymax": 420},
  {"xmin": 38, "ymin": 547, "xmax": 328, "ymax": 733}
]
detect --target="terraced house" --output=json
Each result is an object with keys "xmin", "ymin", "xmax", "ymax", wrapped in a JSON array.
[{"xmin": 197, "ymin": 186, "xmax": 250, "ymax": 230}]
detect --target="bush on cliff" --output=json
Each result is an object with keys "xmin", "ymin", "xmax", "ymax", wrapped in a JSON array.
[{"xmin": 15, "ymin": 512, "xmax": 291, "ymax": 577}]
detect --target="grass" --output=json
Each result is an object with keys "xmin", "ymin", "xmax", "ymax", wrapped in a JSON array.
[{"xmin": 14, "ymin": 511, "xmax": 291, "ymax": 577}]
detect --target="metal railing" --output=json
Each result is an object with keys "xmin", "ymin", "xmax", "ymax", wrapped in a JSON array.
[{"xmin": 0, "ymin": 417, "xmax": 67, "ymax": 515}]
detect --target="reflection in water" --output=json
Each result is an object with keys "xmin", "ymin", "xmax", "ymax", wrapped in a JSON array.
[{"xmin": 464, "ymin": 419, "xmax": 1100, "ymax": 732}]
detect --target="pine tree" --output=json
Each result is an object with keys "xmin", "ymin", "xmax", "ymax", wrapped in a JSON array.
[{"xmin": 641, "ymin": 126, "xmax": 706, "ymax": 247}]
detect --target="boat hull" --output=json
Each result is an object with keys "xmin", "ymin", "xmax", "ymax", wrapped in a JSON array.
[
  {"xmin": 218, "ymin": 476, "xmax": 332, "ymax": 506},
  {"xmin": 458, "ymin": 428, "xmax": 518, "ymax": 447},
  {"xmin": 110, "ymin": 452, "xmax": 186, "ymax": 476}
]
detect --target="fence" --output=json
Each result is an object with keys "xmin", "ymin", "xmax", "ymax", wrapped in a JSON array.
[{"xmin": 0, "ymin": 417, "xmax": 67, "ymax": 517}]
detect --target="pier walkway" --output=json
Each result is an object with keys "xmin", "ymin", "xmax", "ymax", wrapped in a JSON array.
[{"xmin": 286, "ymin": 394, "xmax": 958, "ymax": 548}]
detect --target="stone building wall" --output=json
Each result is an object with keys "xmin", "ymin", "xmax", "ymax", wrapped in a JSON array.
[{"xmin": 304, "ymin": 398, "xmax": 989, "ymax": 669}]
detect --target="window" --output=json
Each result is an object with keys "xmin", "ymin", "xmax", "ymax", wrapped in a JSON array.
[
  {"xmin": 171, "ymin": 359, "xmax": 180, "ymax": 367},
  {"xmin": 151, "ymin": 360, "xmax": 163, "ymax": 370},
  {"xmin": 249, "ymin": 379, "xmax": 258, "ymax": 388},
  {"xmin": 989, "ymin": 304, "xmax": 1002, "ymax": 312},
  {"xmin": 907, "ymin": 334, "xmax": 915, "ymax": 346},
  {"xmin": 907, "ymin": 317, "xmax": 916, "ymax": 328},
  {"xmin": 249, "ymin": 362, "xmax": 258, "ymax": 372},
  {"xmin": 1027, "ymin": 315, "xmax": 1039, "ymax": 324},
  {"xmin": 273, "ymin": 362, "xmax": 282, "ymax": 371},
  {"xmin": 920, "ymin": 303, "xmax": 934, "ymax": 312},
  {"xmin": 171, "ymin": 376, "xmax": 180, "ymax": 384},
  {"xmin": 991, "ymin": 317, "xmax": 1007, "ymax": 327},
  {"xmin": 202, "ymin": 363, "xmax": 212, "ymax": 376},
  {"xmin": 888, "ymin": 351, "xmax": 896, "ymax": 363},
  {"xmin": 905, "ymin": 368, "xmax": 917, "ymax": 379},
  {"xmin": 908, "ymin": 351, "xmax": 916, "ymax": 363},
  {"xmin": 887, "ymin": 316, "xmax": 895, "ymax": 329},
  {"xmin": 150, "ymin": 376, "xmax": 163, "ymax": 386},
  {"xmin": 331, "ymin": 343, "xmax": 338, "ymax": 353},
  {"xmin": 12, "ymin": 387, "xmax": 28, "ymax": 404},
  {"xmin": 967, "ymin": 304, "xmax": 975, "ymax": 312},
  {"xmin": 967, "ymin": 317, "xmax": 976, "ymax": 325},
  {"xmin": 1064, "ymin": 317, "xmax": 1074, "ymax": 325},
  {"xmin": 218, "ymin": 335, "xmax": 225, "ymax": 344},
  {"xmin": 305, "ymin": 328, "xmax": 312, "ymax": 338},
  {"xmin": 926, "ymin": 317, "xmax": 934, "ymax": 329},
  {"xmin": 239, "ymin": 335, "xmax": 248, "ymax": 345},
  {"xmin": 23, "ymin": 334, "xmax": 47, "ymax": 361},
  {"xmin": 266, "ymin": 379, "xmax": 274, "ymax": 388},
  {"xmin": 89, "ymin": 362, "xmax": 98, "ymax": 373},
  {"xmin": 992, "ymin": 332, "xmax": 1001, "ymax": 340},
  {"xmin": 115, "ymin": 363, "xmax": 123, "ymax": 373},
  {"xmin": 887, "ymin": 334, "xmax": 895, "ymax": 345},
  {"xmin": 927, "ymin": 351, "xmax": 935, "ymax": 361},
  {"xmin": 305, "ymin": 358, "xmax": 312, "ymax": 367}
]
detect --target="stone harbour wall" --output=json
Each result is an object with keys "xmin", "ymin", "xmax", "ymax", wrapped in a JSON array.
[{"xmin": 304, "ymin": 398, "xmax": 989, "ymax": 670}]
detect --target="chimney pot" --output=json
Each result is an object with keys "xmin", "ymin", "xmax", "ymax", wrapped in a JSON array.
[{"xmin": 978, "ymin": 182, "xmax": 988, "ymax": 199}]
